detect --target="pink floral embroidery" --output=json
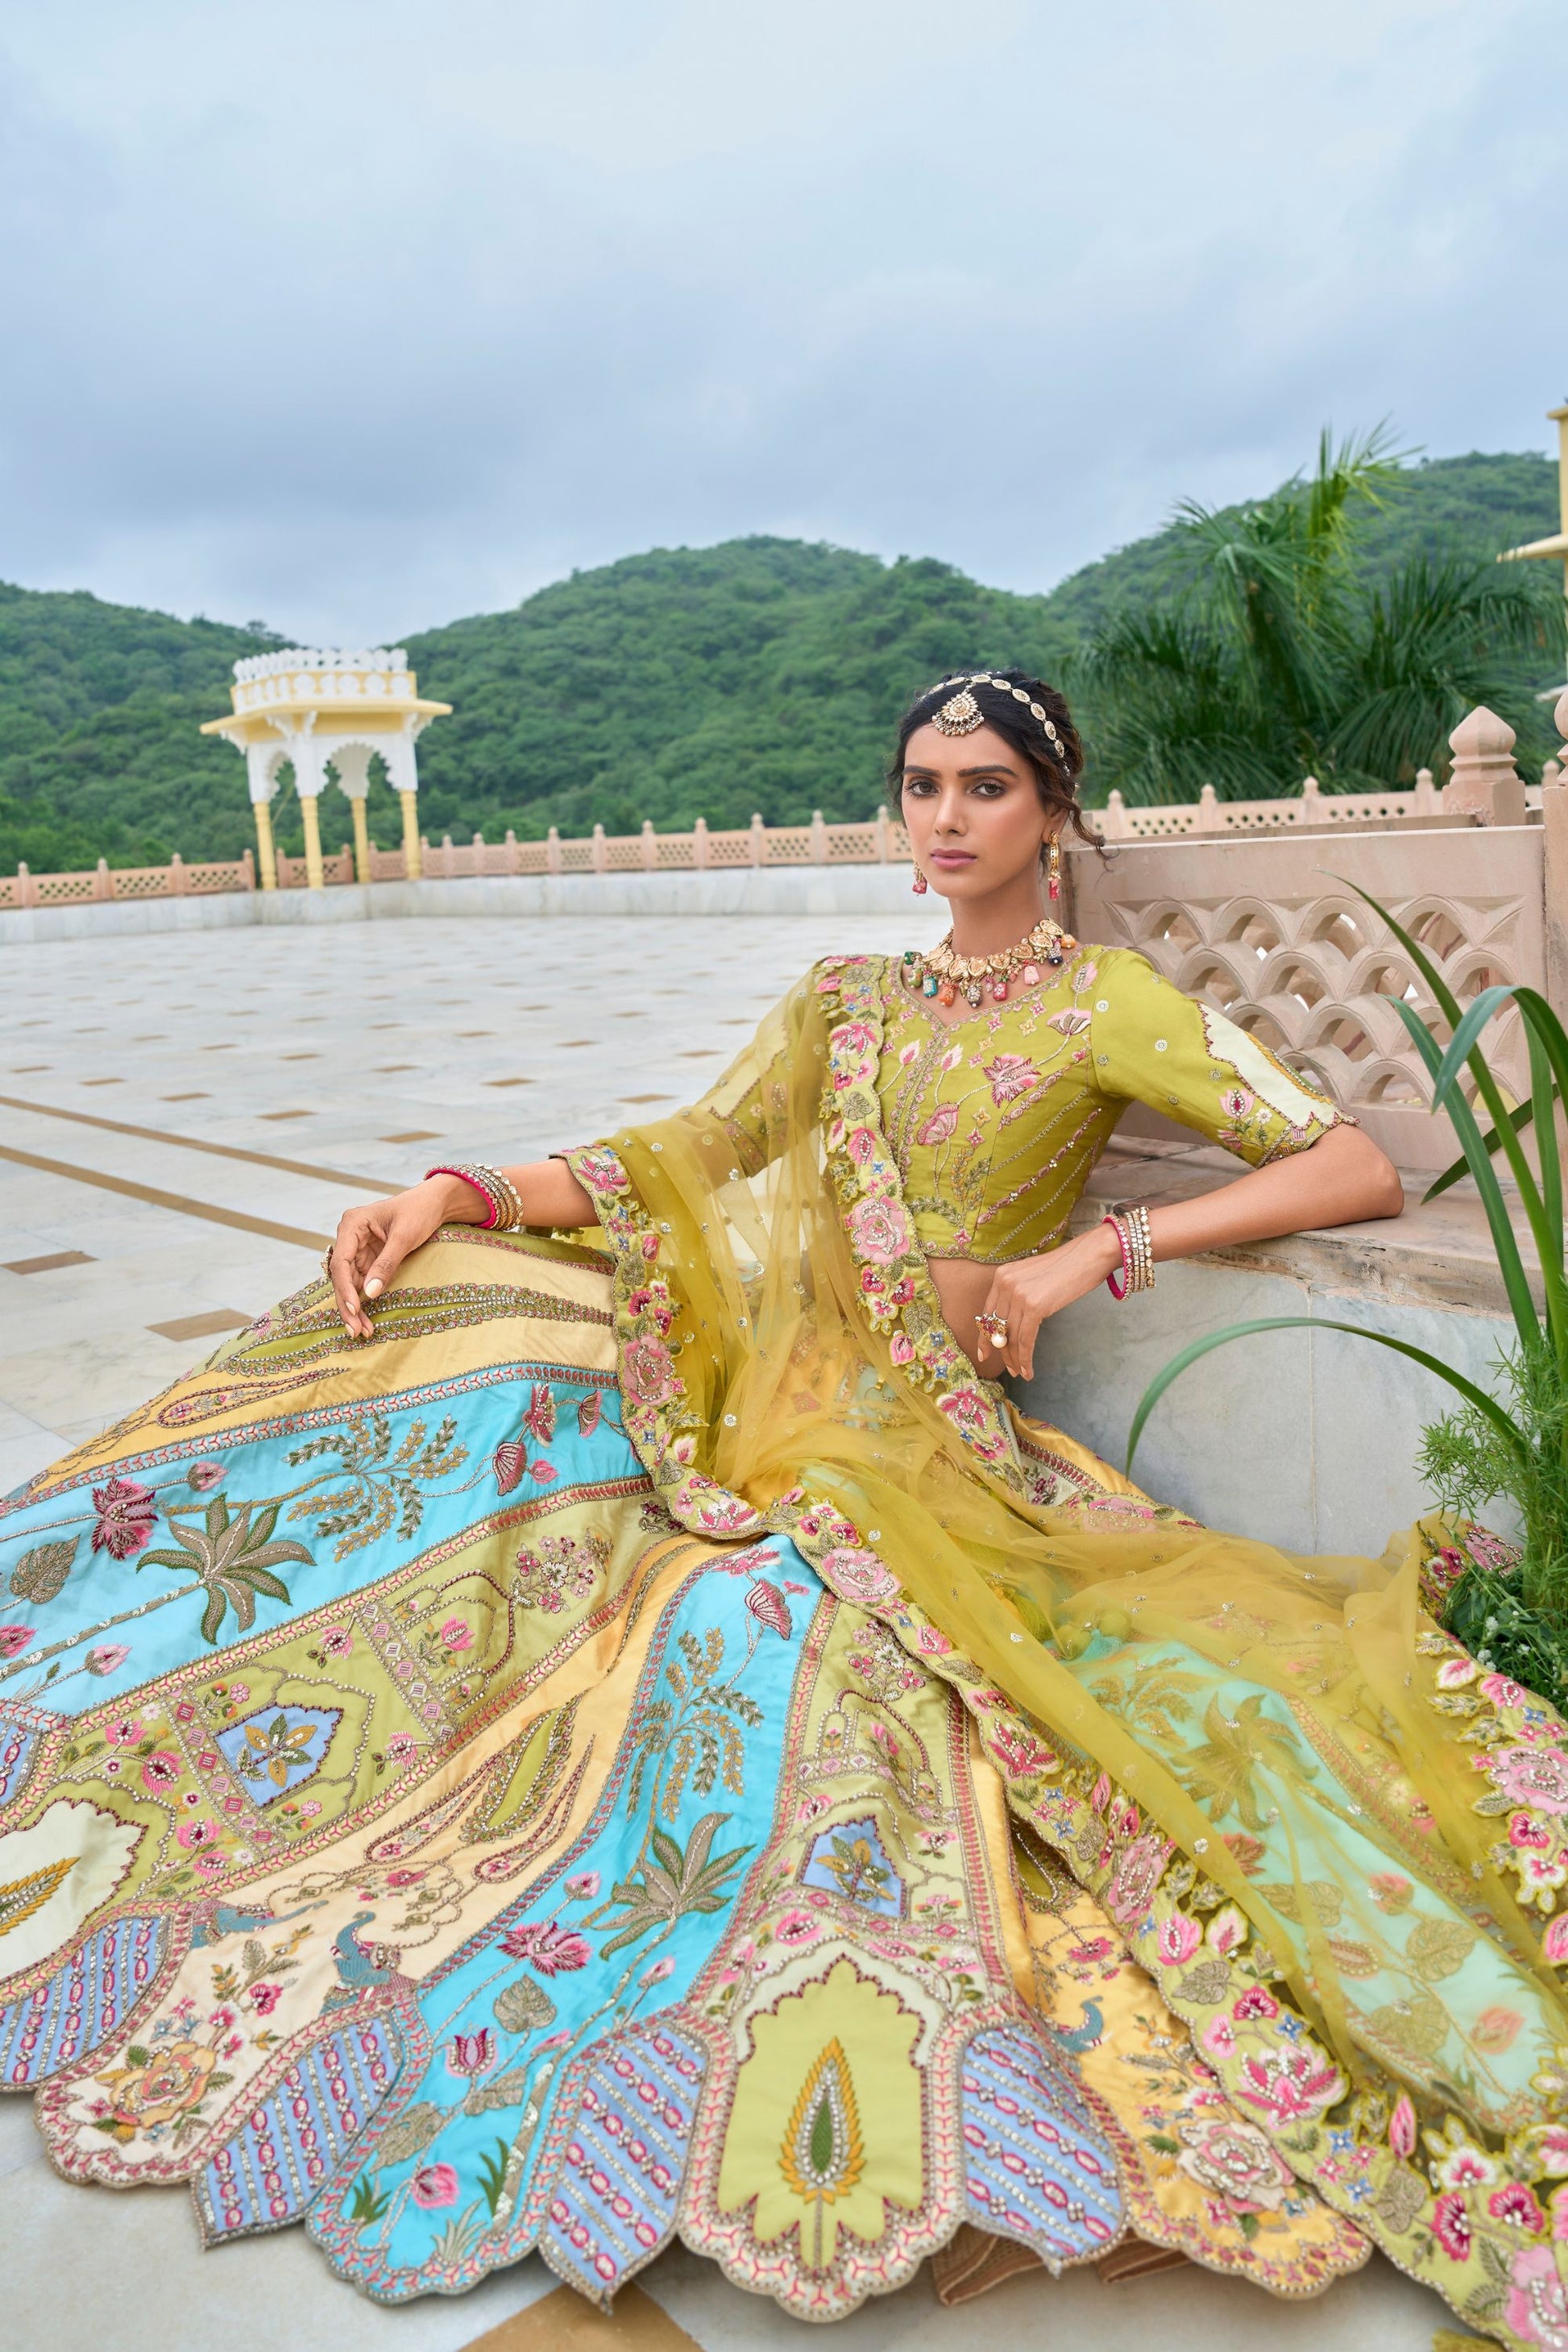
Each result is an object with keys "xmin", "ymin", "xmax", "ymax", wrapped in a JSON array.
[
  {"xmin": 622, "ymin": 1335, "xmax": 678, "ymax": 1408},
  {"xmin": 1388, "ymin": 2093, "xmax": 1417, "ymax": 2158},
  {"xmin": 523, "ymin": 1384, "xmax": 557, "ymax": 1444},
  {"xmin": 1508, "ymin": 2244, "xmax": 1568, "ymax": 2346},
  {"xmin": 1491, "ymin": 2184, "xmax": 1549, "ymax": 2233},
  {"xmin": 91, "ymin": 1475, "xmax": 157, "ymax": 1559},
  {"xmin": 493, "ymin": 1440, "xmax": 528, "ymax": 1494},
  {"xmin": 1492, "ymin": 1746, "xmax": 1568, "ymax": 1815},
  {"xmin": 745, "ymin": 1582, "xmax": 792, "ymax": 1639},
  {"xmin": 690, "ymin": 1492, "xmax": 760, "ymax": 1535},
  {"xmin": 320, "ymin": 1626, "xmax": 354, "ymax": 1658},
  {"xmin": 982, "ymin": 1053, "xmax": 1039, "ymax": 1105},
  {"xmin": 499, "ymin": 1921, "xmax": 591, "ymax": 1974},
  {"xmin": 570, "ymin": 1149, "xmax": 627, "ymax": 1197},
  {"xmin": 1156, "ymin": 1914, "xmax": 1201, "ymax": 1967},
  {"xmin": 85, "ymin": 1644, "xmax": 130, "ymax": 1676},
  {"xmin": 846, "ymin": 1196, "xmax": 914, "ymax": 1266},
  {"xmin": 818, "ymin": 1546, "xmax": 900, "ymax": 1605},
  {"xmin": 1431, "ymin": 2190, "xmax": 1472, "ymax": 2261},
  {"xmin": 1047, "ymin": 1009, "xmax": 1091, "ymax": 1037},
  {"xmin": 936, "ymin": 1387, "xmax": 1006, "ymax": 1461},
  {"xmin": 249, "ymin": 1982, "xmax": 284, "ymax": 2014},
  {"xmin": 831, "ymin": 1021, "xmax": 879, "ymax": 1056},
  {"xmin": 1231, "ymin": 1986, "xmax": 1279, "ymax": 2022},
  {"xmin": 1104, "ymin": 1831, "xmax": 1172, "ymax": 1927},
  {"xmin": 0, "ymin": 1626, "xmax": 34, "ymax": 1659},
  {"xmin": 1233, "ymin": 2046, "xmax": 1343, "ymax": 2125},
  {"xmin": 410, "ymin": 2163, "xmax": 460, "ymax": 2210},
  {"xmin": 989, "ymin": 1721, "xmax": 1056, "ymax": 1777},
  {"xmin": 188, "ymin": 1460, "xmax": 226, "ymax": 1493},
  {"xmin": 774, "ymin": 1908, "xmax": 821, "ymax": 1949},
  {"xmin": 439, "ymin": 1617, "xmax": 473, "ymax": 1652},
  {"xmin": 446, "ymin": 2030, "xmax": 496, "ymax": 2078},
  {"xmin": 140, "ymin": 1751, "xmax": 181, "ymax": 1791},
  {"xmin": 915, "ymin": 1103, "xmax": 960, "ymax": 1147}
]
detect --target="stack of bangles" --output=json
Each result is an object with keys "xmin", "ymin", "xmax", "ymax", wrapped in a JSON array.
[
  {"xmin": 424, "ymin": 1163, "xmax": 527, "ymax": 1231},
  {"xmin": 1102, "ymin": 1203, "xmax": 1155, "ymax": 1299}
]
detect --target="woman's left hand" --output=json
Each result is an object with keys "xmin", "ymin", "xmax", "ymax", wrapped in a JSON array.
[{"xmin": 976, "ymin": 1226, "xmax": 1122, "ymax": 1380}]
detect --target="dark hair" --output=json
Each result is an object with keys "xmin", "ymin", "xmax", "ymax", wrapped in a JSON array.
[{"xmin": 888, "ymin": 666, "xmax": 1103, "ymax": 849}]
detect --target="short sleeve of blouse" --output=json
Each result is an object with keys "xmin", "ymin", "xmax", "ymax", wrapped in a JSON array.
[{"xmin": 1085, "ymin": 948, "xmax": 1352, "ymax": 1166}]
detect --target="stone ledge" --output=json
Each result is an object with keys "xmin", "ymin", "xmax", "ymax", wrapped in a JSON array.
[
  {"xmin": 0, "ymin": 866, "xmax": 918, "ymax": 945},
  {"xmin": 1072, "ymin": 1132, "xmax": 1537, "ymax": 1318}
]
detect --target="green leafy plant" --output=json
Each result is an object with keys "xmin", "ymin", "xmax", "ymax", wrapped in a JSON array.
[
  {"xmin": 1076, "ymin": 433, "xmax": 1564, "ymax": 803},
  {"xmin": 1128, "ymin": 884, "xmax": 1568, "ymax": 1674},
  {"xmin": 137, "ymin": 1493, "xmax": 311, "ymax": 1645}
]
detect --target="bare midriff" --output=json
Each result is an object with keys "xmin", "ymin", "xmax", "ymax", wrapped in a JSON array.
[{"xmin": 928, "ymin": 1254, "xmax": 1008, "ymax": 1374}]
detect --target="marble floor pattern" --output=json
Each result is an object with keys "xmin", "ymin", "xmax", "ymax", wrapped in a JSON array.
[{"xmin": 1, "ymin": 915, "xmax": 1453, "ymax": 2350}]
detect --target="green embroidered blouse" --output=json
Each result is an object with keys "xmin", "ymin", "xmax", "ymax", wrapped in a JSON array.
[{"xmin": 703, "ymin": 944, "xmax": 1350, "ymax": 1267}]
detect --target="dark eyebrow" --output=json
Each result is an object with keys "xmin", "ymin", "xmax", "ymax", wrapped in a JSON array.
[{"xmin": 902, "ymin": 760, "xmax": 1022, "ymax": 777}]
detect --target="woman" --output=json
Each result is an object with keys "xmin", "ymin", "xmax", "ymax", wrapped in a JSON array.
[{"xmin": 1, "ymin": 670, "xmax": 1562, "ymax": 2345}]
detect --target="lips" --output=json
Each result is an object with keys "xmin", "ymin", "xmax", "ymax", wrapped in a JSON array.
[{"xmin": 929, "ymin": 849, "xmax": 976, "ymax": 867}]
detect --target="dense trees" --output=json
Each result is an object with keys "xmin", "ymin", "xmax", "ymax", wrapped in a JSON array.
[
  {"xmin": 1076, "ymin": 437, "xmax": 1565, "ymax": 802},
  {"xmin": 0, "ymin": 450, "xmax": 1560, "ymax": 871}
]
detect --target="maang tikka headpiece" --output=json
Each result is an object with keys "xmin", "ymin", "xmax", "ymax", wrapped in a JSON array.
[
  {"xmin": 927, "ymin": 672, "xmax": 1068, "ymax": 757},
  {"xmin": 931, "ymin": 684, "xmax": 985, "ymax": 736}
]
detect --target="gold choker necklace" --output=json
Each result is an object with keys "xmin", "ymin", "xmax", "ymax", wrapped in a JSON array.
[{"xmin": 904, "ymin": 915, "xmax": 1075, "ymax": 1009}]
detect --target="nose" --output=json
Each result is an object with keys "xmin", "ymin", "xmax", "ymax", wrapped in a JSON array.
[{"xmin": 933, "ymin": 785, "xmax": 967, "ymax": 834}]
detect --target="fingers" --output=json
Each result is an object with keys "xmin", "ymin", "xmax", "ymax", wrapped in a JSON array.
[
  {"xmin": 328, "ymin": 1206, "xmax": 387, "ymax": 1340},
  {"xmin": 982, "ymin": 1267, "xmax": 1043, "ymax": 1383},
  {"xmin": 361, "ymin": 1229, "xmax": 409, "ymax": 1302}
]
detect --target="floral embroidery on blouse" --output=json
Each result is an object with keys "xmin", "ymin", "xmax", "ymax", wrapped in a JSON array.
[{"xmin": 874, "ymin": 948, "xmax": 1350, "ymax": 1265}]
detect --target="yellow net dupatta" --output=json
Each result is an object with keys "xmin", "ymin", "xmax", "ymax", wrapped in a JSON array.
[{"xmin": 562, "ymin": 956, "xmax": 1568, "ymax": 2135}]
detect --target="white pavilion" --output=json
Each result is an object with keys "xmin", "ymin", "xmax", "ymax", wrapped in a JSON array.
[{"xmin": 201, "ymin": 648, "xmax": 451, "ymax": 890}]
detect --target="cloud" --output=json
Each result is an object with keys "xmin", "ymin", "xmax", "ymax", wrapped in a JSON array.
[{"xmin": 0, "ymin": 0, "xmax": 1561, "ymax": 641}]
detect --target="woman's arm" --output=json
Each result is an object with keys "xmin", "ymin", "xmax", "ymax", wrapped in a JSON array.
[
  {"xmin": 978, "ymin": 1123, "xmax": 1403, "ymax": 1381},
  {"xmin": 327, "ymin": 1159, "xmax": 595, "ymax": 1339}
]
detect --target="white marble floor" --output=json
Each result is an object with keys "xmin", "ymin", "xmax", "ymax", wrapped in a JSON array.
[{"xmin": 0, "ymin": 916, "xmax": 1454, "ymax": 2351}]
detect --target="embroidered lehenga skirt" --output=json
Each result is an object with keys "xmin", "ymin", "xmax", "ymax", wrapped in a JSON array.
[{"xmin": 3, "ymin": 1227, "xmax": 1562, "ymax": 2342}]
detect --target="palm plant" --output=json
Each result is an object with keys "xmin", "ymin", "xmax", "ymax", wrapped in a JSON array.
[
  {"xmin": 1076, "ymin": 431, "xmax": 1564, "ymax": 803},
  {"xmin": 1127, "ymin": 888, "xmax": 1568, "ymax": 1697}
]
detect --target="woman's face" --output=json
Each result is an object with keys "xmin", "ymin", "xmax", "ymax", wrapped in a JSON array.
[{"xmin": 899, "ymin": 720, "xmax": 1053, "ymax": 903}]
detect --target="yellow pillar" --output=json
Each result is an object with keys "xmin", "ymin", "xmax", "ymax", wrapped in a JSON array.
[
  {"xmin": 350, "ymin": 797, "xmax": 371, "ymax": 885},
  {"xmin": 300, "ymin": 792, "xmax": 325, "ymax": 890},
  {"xmin": 1551, "ymin": 403, "xmax": 1568, "ymax": 602},
  {"xmin": 253, "ymin": 799, "xmax": 277, "ymax": 891},
  {"xmin": 399, "ymin": 788, "xmax": 422, "ymax": 881}
]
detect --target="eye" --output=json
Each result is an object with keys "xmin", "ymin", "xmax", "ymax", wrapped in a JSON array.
[
  {"xmin": 902, "ymin": 776, "xmax": 937, "ymax": 797},
  {"xmin": 969, "ymin": 777, "xmax": 1008, "ymax": 798}
]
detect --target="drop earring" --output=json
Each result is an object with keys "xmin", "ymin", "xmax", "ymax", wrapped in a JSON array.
[
  {"xmin": 1047, "ymin": 835, "xmax": 1061, "ymax": 902},
  {"xmin": 911, "ymin": 862, "xmax": 928, "ymax": 895}
]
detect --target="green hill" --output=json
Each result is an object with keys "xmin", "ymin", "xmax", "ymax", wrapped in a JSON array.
[{"xmin": 0, "ymin": 450, "xmax": 1559, "ymax": 871}]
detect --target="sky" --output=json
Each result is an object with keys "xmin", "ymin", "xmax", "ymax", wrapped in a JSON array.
[{"xmin": 1, "ymin": 0, "xmax": 1564, "ymax": 645}]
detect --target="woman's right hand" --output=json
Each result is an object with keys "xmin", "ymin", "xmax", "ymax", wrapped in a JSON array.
[{"xmin": 326, "ymin": 1176, "xmax": 471, "ymax": 1339}]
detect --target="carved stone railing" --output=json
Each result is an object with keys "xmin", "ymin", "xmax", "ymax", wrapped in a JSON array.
[
  {"xmin": 1064, "ymin": 706, "xmax": 1568, "ymax": 1170},
  {"xmin": 0, "ymin": 852, "xmax": 256, "ymax": 909}
]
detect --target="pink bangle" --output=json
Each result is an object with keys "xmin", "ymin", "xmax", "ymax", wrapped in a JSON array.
[
  {"xmin": 425, "ymin": 1165, "xmax": 500, "ymax": 1230},
  {"xmin": 1102, "ymin": 1213, "xmax": 1130, "ymax": 1300}
]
